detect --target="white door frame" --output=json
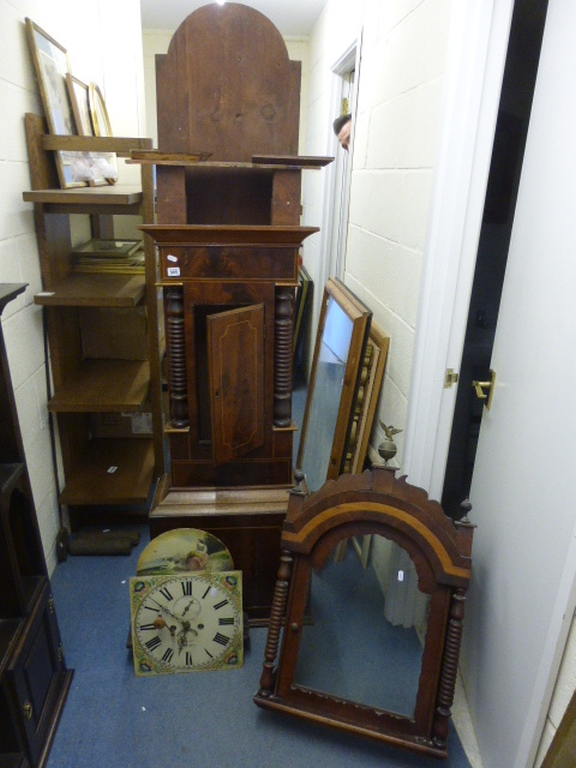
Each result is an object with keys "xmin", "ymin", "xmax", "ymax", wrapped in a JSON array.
[
  {"xmin": 318, "ymin": 40, "xmax": 361, "ymax": 295},
  {"xmin": 404, "ymin": 3, "xmax": 576, "ymax": 764},
  {"xmin": 402, "ymin": 0, "xmax": 515, "ymax": 497}
]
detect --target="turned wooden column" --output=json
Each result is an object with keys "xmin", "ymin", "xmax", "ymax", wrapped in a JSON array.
[
  {"xmin": 257, "ymin": 549, "xmax": 294, "ymax": 695},
  {"xmin": 433, "ymin": 587, "xmax": 467, "ymax": 748},
  {"xmin": 273, "ymin": 287, "xmax": 294, "ymax": 428},
  {"xmin": 165, "ymin": 286, "xmax": 188, "ymax": 428}
]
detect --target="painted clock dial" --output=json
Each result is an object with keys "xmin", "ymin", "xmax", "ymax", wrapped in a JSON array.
[{"xmin": 130, "ymin": 571, "xmax": 243, "ymax": 676}]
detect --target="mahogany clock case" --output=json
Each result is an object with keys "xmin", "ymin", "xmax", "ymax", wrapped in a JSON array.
[{"xmin": 144, "ymin": 3, "xmax": 334, "ymax": 626}]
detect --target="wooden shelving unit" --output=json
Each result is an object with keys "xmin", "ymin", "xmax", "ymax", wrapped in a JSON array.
[
  {"xmin": 23, "ymin": 115, "xmax": 165, "ymax": 523},
  {"xmin": 34, "ymin": 273, "xmax": 145, "ymax": 307}
]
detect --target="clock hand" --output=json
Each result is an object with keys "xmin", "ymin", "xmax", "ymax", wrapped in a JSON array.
[
  {"xmin": 151, "ymin": 616, "xmax": 178, "ymax": 637},
  {"xmin": 181, "ymin": 599, "xmax": 196, "ymax": 617},
  {"xmin": 179, "ymin": 619, "xmax": 198, "ymax": 637},
  {"xmin": 147, "ymin": 597, "xmax": 186, "ymax": 627}
]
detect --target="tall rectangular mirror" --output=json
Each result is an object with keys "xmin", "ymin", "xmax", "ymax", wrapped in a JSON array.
[{"xmin": 296, "ymin": 278, "xmax": 371, "ymax": 492}]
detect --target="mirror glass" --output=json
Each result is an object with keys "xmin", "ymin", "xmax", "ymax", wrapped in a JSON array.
[
  {"xmin": 294, "ymin": 535, "xmax": 429, "ymax": 716},
  {"xmin": 299, "ymin": 295, "xmax": 353, "ymax": 491}
]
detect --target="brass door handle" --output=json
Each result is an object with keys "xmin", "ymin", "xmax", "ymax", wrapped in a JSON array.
[{"xmin": 471, "ymin": 369, "xmax": 496, "ymax": 410}]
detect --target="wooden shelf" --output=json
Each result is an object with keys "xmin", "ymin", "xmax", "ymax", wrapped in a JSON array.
[
  {"xmin": 60, "ymin": 438, "xmax": 155, "ymax": 505},
  {"xmin": 34, "ymin": 274, "xmax": 145, "ymax": 307},
  {"xmin": 47, "ymin": 359, "xmax": 149, "ymax": 412},
  {"xmin": 41, "ymin": 134, "xmax": 151, "ymax": 157},
  {"xmin": 140, "ymin": 224, "xmax": 319, "ymax": 246},
  {"xmin": 22, "ymin": 184, "xmax": 142, "ymax": 206},
  {"xmin": 129, "ymin": 150, "xmax": 333, "ymax": 169}
]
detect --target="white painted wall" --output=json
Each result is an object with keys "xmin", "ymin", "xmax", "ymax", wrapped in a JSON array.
[
  {"xmin": 0, "ymin": 0, "xmax": 145, "ymax": 573},
  {"xmin": 349, "ymin": 0, "xmax": 452, "ymax": 460},
  {"xmin": 303, "ymin": 0, "xmax": 453, "ymax": 464}
]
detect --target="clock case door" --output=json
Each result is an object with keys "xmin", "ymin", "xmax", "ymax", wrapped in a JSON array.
[
  {"xmin": 173, "ymin": 280, "xmax": 277, "ymax": 485},
  {"xmin": 207, "ymin": 302, "xmax": 265, "ymax": 465}
]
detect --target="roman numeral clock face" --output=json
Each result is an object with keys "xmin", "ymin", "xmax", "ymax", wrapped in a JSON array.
[{"xmin": 130, "ymin": 572, "xmax": 243, "ymax": 675}]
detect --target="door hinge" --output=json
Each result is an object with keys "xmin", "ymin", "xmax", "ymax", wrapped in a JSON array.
[{"xmin": 444, "ymin": 369, "xmax": 459, "ymax": 389}]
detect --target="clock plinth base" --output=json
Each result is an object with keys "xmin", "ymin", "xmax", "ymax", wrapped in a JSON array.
[{"xmin": 149, "ymin": 486, "xmax": 290, "ymax": 625}]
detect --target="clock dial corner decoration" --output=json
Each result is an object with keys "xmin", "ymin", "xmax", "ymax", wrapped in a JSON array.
[{"xmin": 130, "ymin": 571, "xmax": 243, "ymax": 676}]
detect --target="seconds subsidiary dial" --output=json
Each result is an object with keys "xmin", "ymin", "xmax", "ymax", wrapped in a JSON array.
[{"xmin": 130, "ymin": 571, "xmax": 243, "ymax": 676}]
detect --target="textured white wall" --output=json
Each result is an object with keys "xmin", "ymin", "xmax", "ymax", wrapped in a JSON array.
[
  {"xmin": 302, "ymin": 0, "xmax": 452, "ymax": 464},
  {"xmin": 0, "ymin": 0, "xmax": 145, "ymax": 572}
]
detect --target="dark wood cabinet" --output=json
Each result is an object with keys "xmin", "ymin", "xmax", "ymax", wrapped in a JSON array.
[
  {"xmin": 142, "ymin": 4, "xmax": 332, "ymax": 621},
  {"xmin": 0, "ymin": 284, "xmax": 73, "ymax": 768}
]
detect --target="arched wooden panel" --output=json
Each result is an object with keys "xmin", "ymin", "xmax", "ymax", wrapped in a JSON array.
[{"xmin": 156, "ymin": 3, "xmax": 301, "ymax": 160}]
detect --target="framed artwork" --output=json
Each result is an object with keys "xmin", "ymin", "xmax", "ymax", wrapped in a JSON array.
[
  {"xmin": 344, "ymin": 320, "xmax": 390, "ymax": 475},
  {"xmin": 293, "ymin": 266, "xmax": 312, "ymax": 352},
  {"xmin": 25, "ymin": 19, "xmax": 115, "ymax": 188},
  {"xmin": 25, "ymin": 18, "xmax": 83, "ymax": 188},
  {"xmin": 88, "ymin": 82, "xmax": 113, "ymax": 137},
  {"xmin": 66, "ymin": 74, "xmax": 91, "ymax": 135},
  {"xmin": 337, "ymin": 320, "xmax": 390, "ymax": 566},
  {"xmin": 296, "ymin": 277, "xmax": 371, "ymax": 493},
  {"xmin": 71, "ymin": 239, "xmax": 141, "ymax": 259},
  {"xmin": 293, "ymin": 265, "xmax": 313, "ymax": 386},
  {"xmin": 67, "ymin": 75, "xmax": 118, "ymax": 185}
]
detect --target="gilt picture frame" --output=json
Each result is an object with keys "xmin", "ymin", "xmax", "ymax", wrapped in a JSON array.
[
  {"xmin": 343, "ymin": 320, "xmax": 390, "ymax": 475},
  {"xmin": 88, "ymin": 82, "xmax": 113, "ymax": 137},
  {"xmin": 337, "ymin": 320, "xmax": 390, "ymax": 567}
]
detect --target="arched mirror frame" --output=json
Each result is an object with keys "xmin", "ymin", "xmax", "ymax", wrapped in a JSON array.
[{"xmin": 254, "ymin": 467, "xmax": 474, "ymax": 759}]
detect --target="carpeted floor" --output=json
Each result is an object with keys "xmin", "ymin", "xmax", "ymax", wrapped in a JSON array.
[{"xmin": 45, "ymin": 526, "xmax": 472, "ymax": 768}]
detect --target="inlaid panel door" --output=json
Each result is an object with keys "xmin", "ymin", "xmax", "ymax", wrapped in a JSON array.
[{"xmin": 207, "ymin": 303, "xmax": 265, "ymax": 465}]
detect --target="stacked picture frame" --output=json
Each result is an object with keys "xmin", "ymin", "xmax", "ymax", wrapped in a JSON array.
[{"xmin": 25, "ymin": 18, "xmax": 117, "ymax": 188}]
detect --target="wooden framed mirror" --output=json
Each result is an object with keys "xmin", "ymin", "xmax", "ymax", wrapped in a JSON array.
[
  {"xmin": 296, "ymin": 278, "xmax": 371, "ymax": 492},
  {"xmin": 254, "ymin": 467, "xmax": 474, "ymax": 759}
]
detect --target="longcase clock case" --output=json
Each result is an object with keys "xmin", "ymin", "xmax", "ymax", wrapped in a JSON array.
[{"xmin": 142, "ymin": 3, "xmax": 332, "ymax": 623}]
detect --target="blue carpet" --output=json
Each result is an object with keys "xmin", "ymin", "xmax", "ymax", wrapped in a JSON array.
[{"xmin": 46, "ymin": 527, "xmax": 472, "ymax": 768}]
